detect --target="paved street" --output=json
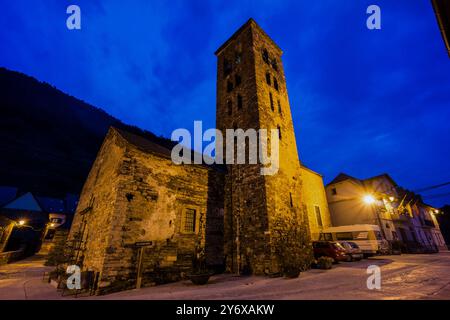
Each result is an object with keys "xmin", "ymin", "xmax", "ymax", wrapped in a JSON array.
[{"xmin": 1, "ymin": 253, "xmax": 450, "ymax": 299}]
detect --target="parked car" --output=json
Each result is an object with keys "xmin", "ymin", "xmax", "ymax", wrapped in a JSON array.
[
  {"xmin": 312, "ymin": 241, "xmax": 347, "ymax": 263},
  {"xmin": 338, "ymin": 241, "xmax": 363, "ymax": 261}
]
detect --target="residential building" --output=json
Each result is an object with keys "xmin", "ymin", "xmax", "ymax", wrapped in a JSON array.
[{"xmin": 326, "ymin": 173, "xmax": 446, "ymax": 252}]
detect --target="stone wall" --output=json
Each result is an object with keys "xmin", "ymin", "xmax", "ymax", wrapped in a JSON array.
[
  {"xmin": 215, "ymin": 19, "xmax": 305, "ymax": 275},
  {"xmin": 0, "ymin": 249, "xmax": 24, "ymax": 265},
  {"xmin": 67, "ymin": 128, "xmax": 225, "ymax": 294}
]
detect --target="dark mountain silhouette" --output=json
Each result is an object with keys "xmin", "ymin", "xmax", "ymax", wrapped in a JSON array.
[{"xmin": 0, "ymin": 67, "xmax": 174, "ymax": 197}]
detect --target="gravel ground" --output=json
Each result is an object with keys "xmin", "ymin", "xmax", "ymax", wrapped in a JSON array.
[{"xmin": 1, "ymin": 252, "xmax": 450, "ymax": 300}]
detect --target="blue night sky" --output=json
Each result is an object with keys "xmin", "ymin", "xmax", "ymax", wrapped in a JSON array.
[{"xmin": 1, "ymin": 1, "xmax": 450, "ymax": 206}]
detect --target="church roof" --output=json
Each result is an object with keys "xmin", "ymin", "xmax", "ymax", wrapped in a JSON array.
[
  {"xmin": 115, "ymin": 127, "xmax": 175, "ymax": 159},
  {"xmin": 112, "ymin": 127, "xmax": 227, "ymax": 173}
]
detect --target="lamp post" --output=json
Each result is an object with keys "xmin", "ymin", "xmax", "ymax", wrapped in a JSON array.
[{"xmin": 362, "ymin": 194, "xmax": 388, "ymax": 240}]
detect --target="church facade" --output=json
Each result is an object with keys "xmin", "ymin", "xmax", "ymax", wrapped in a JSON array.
[{"xmin": 67, "ymin": 19, "xmax": 331, "ymax": 294}]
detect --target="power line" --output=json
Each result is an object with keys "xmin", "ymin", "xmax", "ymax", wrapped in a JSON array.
[{"xmin": 413, "ymin": 181, "xmax": 450, "ymax": 193}]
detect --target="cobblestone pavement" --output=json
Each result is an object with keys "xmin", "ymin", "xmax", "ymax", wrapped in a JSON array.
[{"xmin": 1, "ymin": 253, "xmax": 450, "ymax": 300}]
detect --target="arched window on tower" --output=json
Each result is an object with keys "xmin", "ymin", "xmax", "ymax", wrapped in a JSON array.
[
  {"xmin": 273, "ymin": 78, "xmax": 279, "ymax": 91},
  {"xmin": 223, "ymin": 58, "xmax": 232, "ymax": 78},
  {"xmin": 227, "ymin": 100, "xmax": 232, "ymax": 116},
  {"xmin": 235, "ymin": 74, "xmax": 242, "ymax": 87},
  {"xmin": 237, "ymin": 94, "xmax": 243, "ymax": 110},
  {"xmin": 277, "ymin": 125, "xmax": 282, "ymax": 140},
  {"xmin": 278, "ymin": 100, "xmax": 282, "ymax": 115},
  {"xmin": 227, "ymin": 80, "xmax": 233, "ymax": 93},
  {"xmin": 266, "ymin": 72, "xmax": 271, "ymax": 86},
  {"xmin": 262, "ymin": 49, "xmax": 269, "ymax": 64},
  {"xmin": 269, "ymin": 92, "xmax": 274, "ymax": 111}
]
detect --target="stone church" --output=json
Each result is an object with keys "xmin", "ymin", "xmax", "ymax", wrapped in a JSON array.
[{"xmin": 67, "ymin": 18, "xmax": 331, "ymax": 294}]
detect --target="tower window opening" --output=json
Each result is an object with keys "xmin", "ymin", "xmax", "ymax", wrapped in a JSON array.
[
  {"xmin": 273, "ymin": 78, "xmax": 279, "ymax": 91},
  {"xmin": 278, "ymin": 100, "xmax": 282, "ymax": 115},
  {"xmin": 237, "ymin": 94, "xmax": 243, "ymax": 110},
  {"xmin": 266, "ymin": 72, "xmax": 271, "ymax": 85},
  {"xmin": 277, "ymin": 125, "xmax": 282, "ymax": 140},
  {"xmin": 289, "ymin": 192, "xmax": 293, "ymax": 207},
  {"xmin": 227, "ymin": 80, "xmax": 233, "ymax": 93},
  {"xmin": 262, "ymin": 49, "xmax": 270, "ymax": 64},
  {"xmin": 269, "ymin": 92, "xmax": 274, "ymax": 111},
  {"xmin": 235, "ymin": 74, "xmax": 241, "ymax": 87},
  {"xmin": 227, "ymin": 100, "xmax": 232, "ymax": 116},
  {"xmin": 224, "ymin": 58, "xmax": 232, "ymax": 77},
  {"xmin": 235, "ymin": 51, "xmax": 242, "ymax": 65},
  {"xmin": 272, "ymin": 59, "xmax": 278, "ymax": 71}
]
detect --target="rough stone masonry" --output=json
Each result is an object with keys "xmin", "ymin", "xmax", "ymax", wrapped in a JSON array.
[{"xmin": 66, "ymin": 18, "xmax": 329, "ymax": 294}]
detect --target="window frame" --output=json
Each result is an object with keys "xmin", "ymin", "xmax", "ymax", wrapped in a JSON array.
[{"xmin": 181, "ymin": 208, "xmax": 199, "ymax": 234}]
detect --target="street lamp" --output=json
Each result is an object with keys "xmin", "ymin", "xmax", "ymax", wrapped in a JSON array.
[
  {"xmin": 18, "ymin": 220, "xmax": 25, "ymax": 226},
  {"xmin": 363, "ymin": 194, "xmax": 376, "ymax": 205}
]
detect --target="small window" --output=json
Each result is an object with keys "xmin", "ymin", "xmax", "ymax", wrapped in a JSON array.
[
  {"xmin": 184, "ymin": 209, "xmax": 196, "ymax": 233},
  {"xmin": 227, "ymin": 100, "xmax": 232, "ymax": 116},
  {"xmin": 277, "ymin": 125, "xmax": 282, "ymax": 140},
  {"xmin": 262, "ymin": 49, "xmax": 269, "ymax": 64},
  {"xmin": 271, "ymin": 59, "xmax": 278, "ymax": 71},
  {"xmin": 266, "ymin": 72, "xmax": 271, "ymax": 85},
  {"xmin": 277, "ymin": 100, "xmax": 282, "ymax": 115},
  {"xmin": 227, "ymin": 80, "xmax": 233, "ymax": 93},
  {"xmin": 336, "ymin": 232, "xmax": 353, "ymax": 240},
  {"xmin": 273, "ymin": 78, "xmax": 279, "ymax": 91},
  {"xmin": 289, "ymin": 192, "xmax": 293, "ymax": 207},
  {"xmin": 315, "ymin": 205, "xmax": 323, "ymax": 228},
  {"xmin": 237, "ymin": 95, "xmax": 243, "ymax": 110},
  {"xmin": 235, "ymin": 51, "xmax": 242, "ymax": 65},
  {"xmin": 235, "ymin": 74, "xmax": 241, "ymax": 87},
  {"xmin": 223, "ymin": 59, "xmax": 232, "ymax": 77},
  {"xmin": 269, "ymin": 92, "xmax": 274, "ymax": 111},
  {"xmin": 331, "ymin": 188, "xmax": 337, "ymax": 195}
]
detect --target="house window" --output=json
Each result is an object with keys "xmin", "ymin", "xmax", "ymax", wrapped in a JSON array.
[
  {"xmin": 237, "ymin": 94, "xmax": 243, "ymax": 110},
  {"xmin": 273, "ymin": 78, "xmax": 279, "ymax": 91},
  {"xmin": 266, "ymin": 72, "xmax": 271, "ymax": 85},
  {"xmin": 269, "ymin": 92, "xmax": 274, "ymax": 111},
  {"xmin": 227, "ymin": 100, "xmax": 232, "ymax": 116},
  {"xmin": 277, "ymin": 100, "xmax": 282, "ymax": 115},
  {"xmin": 277, "ymin": 125, "xmax": 282, "ymax": 140},
  {"xmin": 184, "ymin": 209, "xmax": 196, "ymax": 233},
  {"xmin": 235, "ymin": 74, "xmax": 241, "ymax": 87},
  {"xmin": 331, "ymin": 188, "xmax": 337, "ymax": 195},
  {"xmin": 315, "ymin": 205, "xmax": 323, "ymax": 228},
  {"xmin": 227, "ymin": 80, "xmax": 233, "ymax": 93}
]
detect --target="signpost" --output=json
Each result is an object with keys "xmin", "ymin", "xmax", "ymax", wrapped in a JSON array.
[{"xmin": 134, "ymin": 241, "xmax": 153, "ymax": 289}]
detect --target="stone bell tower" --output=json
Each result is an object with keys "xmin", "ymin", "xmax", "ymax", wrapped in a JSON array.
[{"xmin": 215, "ymin": 19, "xmax": 304, "ymax": 274}]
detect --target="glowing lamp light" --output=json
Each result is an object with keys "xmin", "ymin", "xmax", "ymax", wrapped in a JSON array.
[
  {"xmin": 434, "ymin": 209, "xmax": 439, "ymax": 214},
  {"xmin": 389, "ymin": 196, "xmax": 395, "ymax": 202},
  {"xmin": 18, "ymin": 220, "xmax": 25, "ymax": 226},
  {"xmin": 363, "ymin": 195, "xmax": 376, "ymax": 204},
  {"xmin": 50, "ymin": 223, "xmax": 55, "ymax": 227}
]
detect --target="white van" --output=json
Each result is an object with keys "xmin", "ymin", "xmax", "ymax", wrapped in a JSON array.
[{"xmin": 319, "ymin": 224, "xmax": 389, "ymax": 255}]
